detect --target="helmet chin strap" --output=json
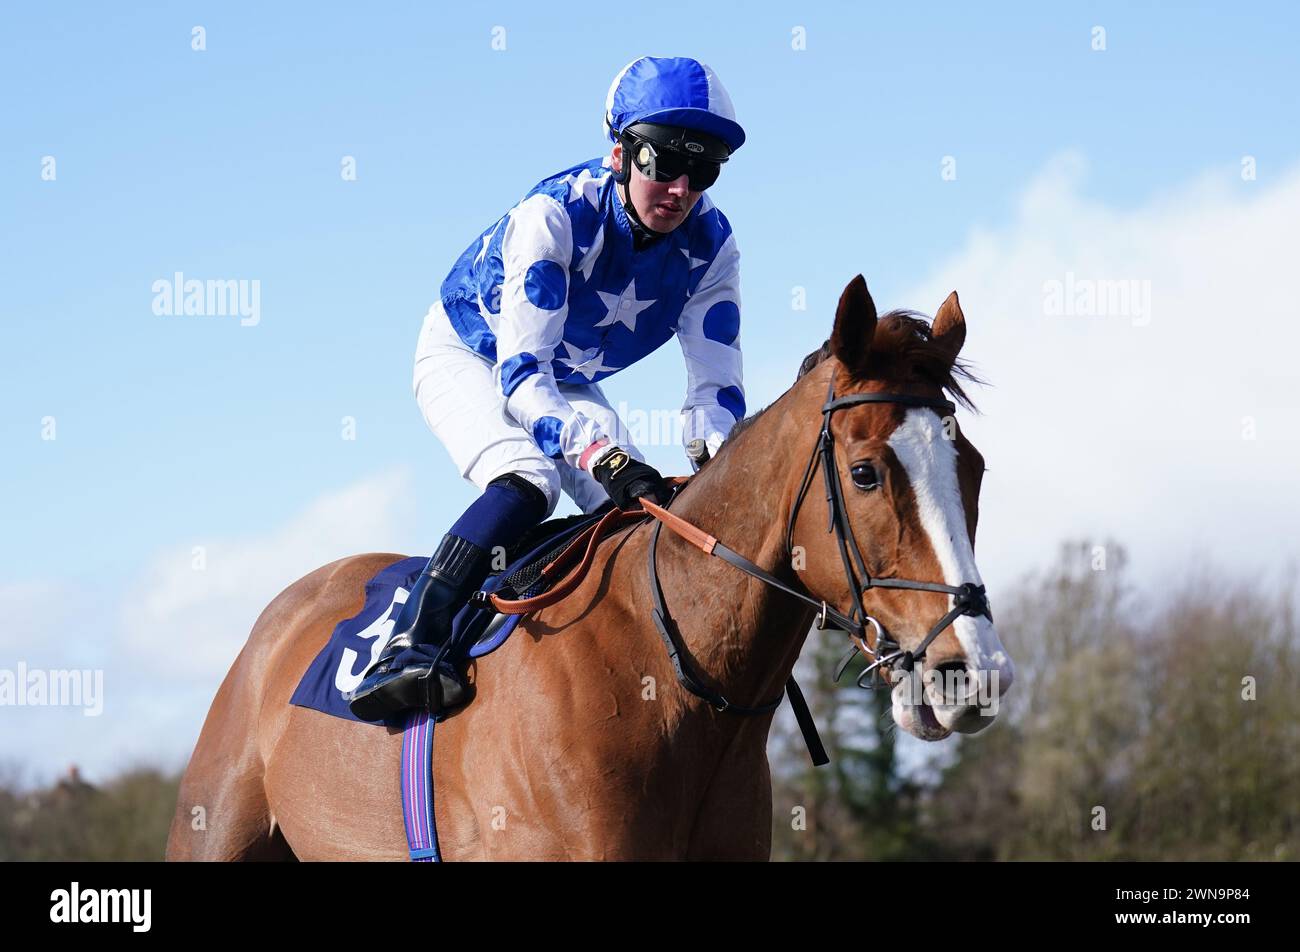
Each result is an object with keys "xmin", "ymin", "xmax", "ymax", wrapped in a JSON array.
[{"xmin": 617, "ymin": 176, "xmax": 668, "ymax": 251}]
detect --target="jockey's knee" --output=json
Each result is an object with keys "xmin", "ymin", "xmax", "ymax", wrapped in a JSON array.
[{"xmin": 486, "ymin": 468, "xmax": 558, "ymax": 522}]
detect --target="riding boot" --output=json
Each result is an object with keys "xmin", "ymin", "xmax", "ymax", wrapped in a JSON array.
[
  {"xmin": 346, "ymin": 533, "xmax": 491, "ymax": 721},
  {"xmin": 346, "ymin": 472, "xmax": 549, "ymax": 721}
]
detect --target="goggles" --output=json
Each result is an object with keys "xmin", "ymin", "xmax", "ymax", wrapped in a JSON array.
[{"xmin": 620, "ymin": 127, "xmax": 727, "ymax": 192}]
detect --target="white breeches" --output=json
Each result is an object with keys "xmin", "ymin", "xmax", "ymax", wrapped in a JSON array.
[{"xmin": 412, "ymin": 301, "xmax": 643, "ymax": 517}]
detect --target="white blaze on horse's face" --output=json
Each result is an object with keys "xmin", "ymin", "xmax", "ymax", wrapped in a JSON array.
[{"xmin": 886, "ymin": 407, "xmax": 1014, "ymax": 739}]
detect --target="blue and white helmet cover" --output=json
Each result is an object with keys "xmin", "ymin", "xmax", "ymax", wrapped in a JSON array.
[{"xmin": 604, "ymin": 56, "xmax": 745, "ymax": 153}]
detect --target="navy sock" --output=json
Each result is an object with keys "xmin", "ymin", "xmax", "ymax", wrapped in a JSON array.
[{"xmin": 448, "ymin": 476, "xmax": 548, "ymax": 552}]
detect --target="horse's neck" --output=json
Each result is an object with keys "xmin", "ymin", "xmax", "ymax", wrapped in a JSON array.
[{"xmin": 650, "ymin": 389, "xmax": 819, "ymax": 724}]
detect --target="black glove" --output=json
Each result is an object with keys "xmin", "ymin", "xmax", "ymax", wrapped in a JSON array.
[{"xmin": 590, "ymin": 446, "xmax": 670, "ymax": 511}]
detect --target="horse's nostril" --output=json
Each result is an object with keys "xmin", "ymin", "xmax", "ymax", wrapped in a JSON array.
[{"xmin": 929, "ymin": 661, "xmax": 978, "ymax": 706}]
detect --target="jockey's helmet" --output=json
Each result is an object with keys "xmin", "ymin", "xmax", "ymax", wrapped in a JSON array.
[{"xmin": 603, "ymin": 56, "xmax": 744, "ymax": 189}]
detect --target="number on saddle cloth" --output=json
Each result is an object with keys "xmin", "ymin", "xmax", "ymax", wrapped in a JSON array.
[{"xmin": 289, "ymin": 510, "xmax": 611, "ymax": 725}]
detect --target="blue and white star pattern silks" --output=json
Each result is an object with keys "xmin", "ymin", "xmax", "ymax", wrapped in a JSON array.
[{"xmin": 438, "ymin": 155, "xmax": 745, "ymax": 471}]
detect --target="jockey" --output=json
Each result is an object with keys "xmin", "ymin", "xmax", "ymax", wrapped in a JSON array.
[{"xmin": 347, "ymin": 56, "xmax": 747, "ymax": 722}]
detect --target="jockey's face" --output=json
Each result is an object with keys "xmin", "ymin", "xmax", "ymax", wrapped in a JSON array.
[{"xmin": 611, "ymin": 141, "xmax": 703, "ymax": 234}]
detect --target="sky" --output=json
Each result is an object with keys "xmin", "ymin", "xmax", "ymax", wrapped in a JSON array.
[{"xmin": 2, "ymin": 2, "xmax": 1299, "ymax": 783}]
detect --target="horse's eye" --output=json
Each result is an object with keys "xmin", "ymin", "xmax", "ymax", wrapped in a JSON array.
[{"xmin": 851, "ymin": 461, "xmax": 880, "ymax": 491}]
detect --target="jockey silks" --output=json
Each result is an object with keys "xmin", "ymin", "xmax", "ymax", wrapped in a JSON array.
[{"xmin": 437, "ymin": 154, "xmax": 745, "ymax": 473}]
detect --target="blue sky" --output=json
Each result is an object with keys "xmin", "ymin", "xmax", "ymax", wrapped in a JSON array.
[{"xmin": 3, "ymin": 2, "xmax": 1299, "ymax": 780}]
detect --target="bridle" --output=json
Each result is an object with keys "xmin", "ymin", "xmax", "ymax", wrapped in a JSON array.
[
  {"xmin": 785, "ymin": 374, "xmax": 993, "ymax": 687},
  {"xmin": 641, "ymin": 371, "xmax": 992, "ymax": 762}
]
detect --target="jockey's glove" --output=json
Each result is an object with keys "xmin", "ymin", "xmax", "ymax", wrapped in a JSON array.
[{"xmin": 589, "ymin": 445, "xmax": 671, "ymax": 511}]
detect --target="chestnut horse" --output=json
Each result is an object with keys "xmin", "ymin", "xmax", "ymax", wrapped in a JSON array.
[{"xmin": 166, "ymin": 275, "xmax": 1013, "ymax": 861}]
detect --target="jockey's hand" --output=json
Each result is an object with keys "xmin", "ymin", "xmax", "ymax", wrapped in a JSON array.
[
  {"xmin": 687, "ymin": 433, "xmax": 725, "ymax": 473},
  {"xmin": 590, "ymin": 447, "xmax": 670, "ymax": 511}
]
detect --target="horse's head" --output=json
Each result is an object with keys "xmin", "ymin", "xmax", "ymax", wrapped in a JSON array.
[{"xmin": 787, "ymin": 275, "xmax": 1013, "ymax": 741}]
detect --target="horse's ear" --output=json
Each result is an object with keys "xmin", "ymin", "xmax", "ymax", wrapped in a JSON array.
[
  {"xmin": 830, "ymin": 274, "xmax": 878, "ymax": 375},
  {"xmin": 931, "ymin": 290, "xmax": 966, "ymax": 363}
]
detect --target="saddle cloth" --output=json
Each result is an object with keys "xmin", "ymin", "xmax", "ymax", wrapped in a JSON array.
[{"xmin": 289, "ymin": 511, "xmax": 606, "ymax": 724}]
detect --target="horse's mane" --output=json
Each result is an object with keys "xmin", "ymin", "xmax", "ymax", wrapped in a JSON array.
[{"xmin": 725, "ymin": 310, "xmax": 983, "ymax": 448}]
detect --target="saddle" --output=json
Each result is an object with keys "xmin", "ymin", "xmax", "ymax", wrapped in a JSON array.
[{"xmin": 447, "ymin": 500, "xmax": 651, "ymax": 664}]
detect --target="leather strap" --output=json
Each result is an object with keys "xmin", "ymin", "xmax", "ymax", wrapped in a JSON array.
[
  {"xmin": 646, "ymin": 498, "xmax": 829, "ymax": 765},
  {"xmin": 487, "ymin": 507, "xmax": 644, "ymax": 614},
  {"xmin": 641, "ymin": 496, "xmax": 861, "ymax": 634}
]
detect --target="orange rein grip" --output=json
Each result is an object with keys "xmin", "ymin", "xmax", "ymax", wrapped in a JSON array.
[{"xmin": 637, "ymin": 494, "xmax": 716, "ymax": 555}]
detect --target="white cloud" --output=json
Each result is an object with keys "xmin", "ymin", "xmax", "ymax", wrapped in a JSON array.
[
  {"xmin": 898, "ymin": 153, "xmax": 1300, "ymax": 592},
  {"xmin": 0, "ymin": 580, "xmax": 74, "ymax": 656},
  {"xmin": 0, "ymin": 470, "xmax": 420, "ymax": 784},
  {"xmin": 119, "ymin": 467, "xmax": 418, "ymax": 679}
]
